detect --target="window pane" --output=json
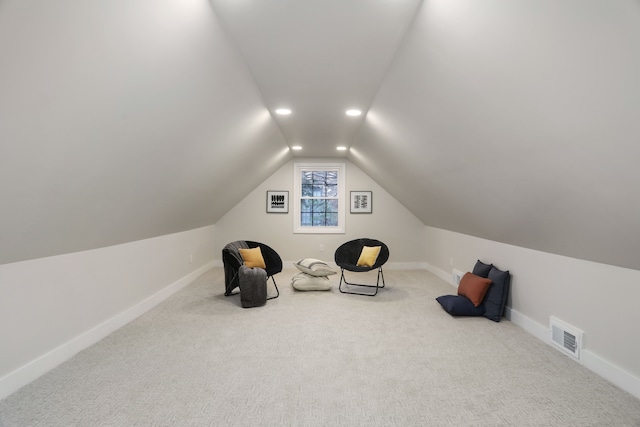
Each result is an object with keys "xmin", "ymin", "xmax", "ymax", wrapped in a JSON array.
[
  {"xmin": 301, "ymin": 199, "xmax": 312, "ymax": 212},
  {"xmin": 312, "ymin": 185, "xmax": 325, "ymax": 197},
  {"xmin": 301, "ymin": 171, "xmax": 314, "ymax": 185},
  {"xmin": 301, "ymin": 184, "xmax": 313, "ymax": 197},
  {"xmin": 294, "ymin": 163, "xmax": 344, "ymax": 233},
  {"xmin": 325, "ymin": 172, "xmax": 338, "ymax": 185},
  {"xmin": 312, "ymin": 199, "xmax": 326, "ymax": 212},
  {"xmin": 312, "ymin": 171, "xmax": 326, "ymax": 184}
]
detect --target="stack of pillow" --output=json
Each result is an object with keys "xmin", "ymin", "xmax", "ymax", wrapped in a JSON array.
[
  {"xmin": 436, "ymin": 260, "xmax": 511, "ymax": 322},
  {"xmin": 291, "ymin": 258, "xmax": 337, "ymax": 291}
]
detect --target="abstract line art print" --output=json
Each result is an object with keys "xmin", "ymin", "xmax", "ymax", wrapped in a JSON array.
[
  {"xmin": 267, "ymin": 191, "xmax": 289, "ymax": 213},
  {"xmin": 350, "ymin": 191, "xmax": 372, "ymax": 214}
]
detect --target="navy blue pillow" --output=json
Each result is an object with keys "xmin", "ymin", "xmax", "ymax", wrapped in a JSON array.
[
  {"xmin": 483, "ymin": 266, "xmax": 511, "ymax": 322},
  {"xmin": 436, "ymin": 295, "xmax": 485, "ymax": 317},
  {"xmin": 472, "ymin": 260, "xmax": 492, "ymax": 278}
]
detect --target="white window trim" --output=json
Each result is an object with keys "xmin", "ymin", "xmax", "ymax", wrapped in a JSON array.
[{"xmin": 293, "ymin": 162, "xmax": 345, "ymax": 234}]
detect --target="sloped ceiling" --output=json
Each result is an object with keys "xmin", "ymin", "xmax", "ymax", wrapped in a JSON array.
[
  {"xmin": 2, "ymin": 0, "xmax": 640, "ymax": 270},
  {"xmin": 349, "ymin": 0, "xmax": 640, "ymax": 270},
  {"xmin": 209, "ymin": 0, "xmax": 422, "ymax": 157},
  {"xmin": 0, "ymin": 0, "xmax": 290, "ymax": 264}
]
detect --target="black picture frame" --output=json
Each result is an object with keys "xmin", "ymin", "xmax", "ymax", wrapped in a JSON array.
[
  {"xmin": 267, "ymin": 191, "xmax": 289, "ymax": 213},
  {"xmin": 350, "ymin": 191, "xmax": 372, "ymax": 214}
]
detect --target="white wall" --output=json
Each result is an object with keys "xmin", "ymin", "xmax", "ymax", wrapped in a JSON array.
[
  {"xmin": 350, "ymin": 0, "xmax": 640, "ymax": 271},
  {"xmin": 424, "ymin": 225, "xmax": 640, "ymax": 398},
  {"xmin": 0, "ymin": 0, "xmax": 289, "ymax": 265},
  {"xmin": 0, "ymin": 225, "xmax": 216, "ymax": 399},
  {"xmin": 4, "ymin": 192, "xmax": 640, "ymax": 402},
  {"xmin": 213, "ymin": 158, "xmax": 427, "ymax": 265}
]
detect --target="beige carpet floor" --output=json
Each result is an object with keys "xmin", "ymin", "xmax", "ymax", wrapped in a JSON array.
[{"xmin": 1, "ymin": 267, "xmax": 639, "ymax": 426}]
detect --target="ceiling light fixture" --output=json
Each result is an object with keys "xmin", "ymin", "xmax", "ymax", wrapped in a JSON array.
[
  {"xmin": 275, "ymin": 108, "xmax": 292, "ymax": 115},
  {"xmin": 345, "ymin": 109, "xmax": 362, "ymax": 116},
  {"xmin": 291, "ymin": 145, "xmax": 302, "ymax": 150},
  {"xmin": 336, "ymin": 146, "xmax": 348, "ymax": 151}
]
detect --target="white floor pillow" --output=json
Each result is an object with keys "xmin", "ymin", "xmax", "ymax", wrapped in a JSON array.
[
  {"xmin": 293, "ymin": 258, "xmax": 337, "ymax": 276},
  {"xmin": 291, "ymin": 272, "xmax": 332, "ymax": 291}
]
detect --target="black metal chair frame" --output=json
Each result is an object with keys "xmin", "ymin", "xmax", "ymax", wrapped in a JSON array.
[
  {"xmin": 222, "ymin": 240, "xmax": 281, "ymax": 300},
  {"xmin": 335, "ymin": 238, "xmax": 389, "ymax": 296}
]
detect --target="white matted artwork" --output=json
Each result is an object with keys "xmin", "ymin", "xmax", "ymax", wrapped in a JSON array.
[
  {"xmin": 267, "ymin": 190, "xmax": 289, "ymax": 213},
  {"xmin": 350, "ymin": 191, "xmax": 372, "ymax": 214}
]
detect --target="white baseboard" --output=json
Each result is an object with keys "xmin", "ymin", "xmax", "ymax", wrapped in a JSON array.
[
  {"xmin": 506, "ymin": 307, "xmax": 640, "ymax": 401},
  {"xmin": 385, "ymin": 262, "xmax": 429, "ymax": 270},
  {"xmin": 422, "ymin": 263, "xmax": 640, "ymax": 401},
  {"xmin": 504, "ymin": 306, "xmax": 549, "ymax": 343},
  {"xmin": 279, "ymin": 261, "xmax": 428, "ymax": 271},
  {"xmin": 0, "ymin": 261, "xmax": 215, "ymax": 400},
  {"xmin": 423, "ymin": 261, "xmax": 457, "ymax": 288},
  {"xmin": 581, "ymin": 350, "xmax": 640, "ymax": 401},
  {"xmin": 216, "ymin": 259, "xmax": 430, "ymax": 272},
  {"xmin": 6, "ymin": 262, "xmax": 638, "ymax": 403}
]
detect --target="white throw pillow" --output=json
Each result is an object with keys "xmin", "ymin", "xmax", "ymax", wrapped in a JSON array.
[
  {"xmin": 294, "ymin": 258, "xmax": 337, "ymax": 277},
  {"xmin": 291, "ymin": 272, "xmax": 332, "ymax": 291}
]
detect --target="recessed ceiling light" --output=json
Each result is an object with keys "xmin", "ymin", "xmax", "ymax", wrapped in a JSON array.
[
  {"xmin": 336, "ymin": 146, "xmax": 348, "ymax": 151},
  {"xmin": 275, "ymin": 108, "xmax": 292, "ymax": 115},
  {"xmin": 345, "ymin": 109, "xmax": 362, "ymax": 116},
  {"xmin": 291, "ymin": 145, "xmax": 302, "ymax": 150}
]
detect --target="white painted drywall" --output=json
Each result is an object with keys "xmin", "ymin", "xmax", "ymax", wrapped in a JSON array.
[
  {"xmin": 424, "ymin": 225, "xmax": 640, "ymax": 385},
  {"xmin": 0, "ymin": 225, "xmax": 215, "ymax": 399},
  {"xmin": 213, "ymin": 158, "xmax": 427, "ymax": 265},
  {"xmin": 0, "ymin": 0, "xmax": 289, "ymax": 265},
  {"xmin": 350, "ymin": 0, "xmax": 640, "ymax": 271}
]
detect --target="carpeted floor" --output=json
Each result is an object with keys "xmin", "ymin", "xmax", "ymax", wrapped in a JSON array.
[{"xmin": 1, "ymin": 267, "xmax": 639, "ymax": 426}]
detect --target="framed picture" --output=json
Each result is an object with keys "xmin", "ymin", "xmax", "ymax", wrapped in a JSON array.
[
  {"xmin": 350, "ymin": 191, "xmax": 372, "ymax": 214},
  {"xmin": 267, "ymin": 191, "xmax": 289, "ymax": 213}
]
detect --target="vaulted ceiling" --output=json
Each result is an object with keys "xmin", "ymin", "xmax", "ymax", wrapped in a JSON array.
[
  {"xmin": 210, "ymin": 0, "xmax": 422, "ymax": 157},
  {"xmin": 1, "ymin": 0, "xmax": 639, "ymax": 269}
]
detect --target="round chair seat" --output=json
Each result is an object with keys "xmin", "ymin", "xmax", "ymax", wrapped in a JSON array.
[
  {"xmin": 334, "ymin": 238, "xmax": 389, "ymax": 296},
  {"xmin": 334, "ymin": 238, "xmax": 389, "ymax": 272}
]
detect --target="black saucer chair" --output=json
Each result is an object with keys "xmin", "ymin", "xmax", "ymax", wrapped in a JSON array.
[
  {"xmin": 222, "ymin": 240, "xmax": 282, "ymax": 299},
  {"xmin": 334, "ymin": 238, "xmax": 389, "ymax": 296}
]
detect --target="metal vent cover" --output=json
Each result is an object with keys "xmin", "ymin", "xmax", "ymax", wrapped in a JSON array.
[{"xmin": 550, "ymin": 316, "xmax": 583, "ymax": 359}]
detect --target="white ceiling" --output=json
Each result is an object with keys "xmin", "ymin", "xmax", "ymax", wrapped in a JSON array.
[
  {"xmin": 210, "ymin": 0, "xmax": 422, "ymax": 157},
  {"xmin": 349, "ymin": 0, "xmax": 640, "ymax": 269},
  {"xmin": 2, "ymin": 0, "xmax": 640, "ymax": 270}
]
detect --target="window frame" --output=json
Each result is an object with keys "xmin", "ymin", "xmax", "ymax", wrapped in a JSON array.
[{"xmin": 293, "ymin": 162, "xmax": 345, "ymax": 234}]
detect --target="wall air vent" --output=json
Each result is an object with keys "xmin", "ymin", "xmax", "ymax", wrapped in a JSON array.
[
  {"xmin": 452, "ymin": 269, "xmax": 464, "ymax": 286},
  {"xmin": 550, "ymin": 316, "xmax": 583, "ymax": 359}
]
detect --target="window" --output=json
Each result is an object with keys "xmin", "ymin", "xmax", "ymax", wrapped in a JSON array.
[{"xmin": 294, "ymin": 162, "xmax": 345, "ymax": 233}]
